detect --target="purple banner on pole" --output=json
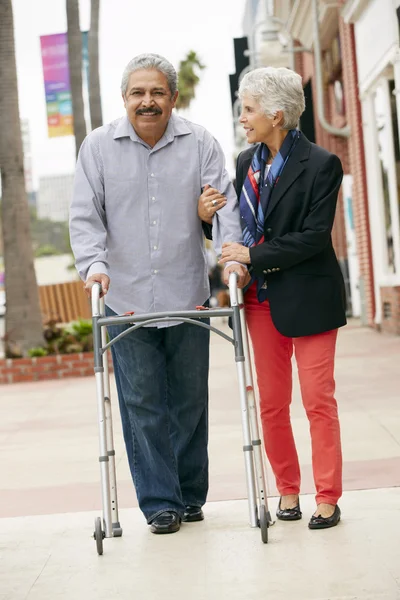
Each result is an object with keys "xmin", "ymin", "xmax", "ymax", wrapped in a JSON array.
[{"xmin": 40, "ymin": 33, "xmax": 73, "ymax": 137}]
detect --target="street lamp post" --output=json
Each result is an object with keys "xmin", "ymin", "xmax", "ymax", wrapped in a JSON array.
[
  {"xmin": 268, "ymin": 15, "xmax": 296, "ymax": 72},
  {"xmin": 247, "ymin": 14, "xmax": 300, "ymax": 71},
  {"xmin": 249, "ymin": 20, "xmax": 271, "ymax": 69}
]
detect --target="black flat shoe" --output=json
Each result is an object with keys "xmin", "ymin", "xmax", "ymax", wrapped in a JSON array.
[
  {"xmin": 308, "ymin": 505, "xmax": 341, "ymax": 530},
  {"xmin": 182, "ymin": 505, "xmax": 204, "ymax": 523},
  {"xmin": 276, "ymin": 497, "xmax": 302, "ymax": 521},
  {"xmin": 149, "ymin": 511, "xmax": 181, "ymax": 534}
]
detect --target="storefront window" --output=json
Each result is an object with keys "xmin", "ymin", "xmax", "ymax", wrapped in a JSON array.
[{"xmin": 373, "ymin": 84, "xmax": 396, "ymax": 273}]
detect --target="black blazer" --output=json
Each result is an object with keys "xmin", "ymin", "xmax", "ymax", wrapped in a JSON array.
[{"xmin": 235, "ymin": 134, "xmax": 347, "ymax": 338}]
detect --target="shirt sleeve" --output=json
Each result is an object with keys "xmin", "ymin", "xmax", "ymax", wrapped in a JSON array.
[
  {"xmin": 69, "ymin": 133, "xmax": 109, "ymax": 281},
  {"xmin": 200, "ymin": 131, "xmax": 243, "ymax": 256}
]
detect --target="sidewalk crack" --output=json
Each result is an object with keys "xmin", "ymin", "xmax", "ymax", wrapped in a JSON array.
[
  {"xmin": 24, "ymin": 552, "xmax": 52, "ymax": 599},
  {"xmin": 377, "ymin": 420, "xmax": 400, "ymax": 449}
]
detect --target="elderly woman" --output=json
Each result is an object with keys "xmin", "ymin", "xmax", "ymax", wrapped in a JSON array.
[{"xmin": 199, "ymin": 67, "xmax": 346, "ymax": 529}]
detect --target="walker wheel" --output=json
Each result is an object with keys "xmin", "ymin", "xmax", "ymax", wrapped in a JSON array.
[
  {"xmin": 93, "ymin": 516, "xmax": 105, "ymax": 555},
  {"xmin": 259, "ymin": 505, "xmax": 269, "ymax": 544}
]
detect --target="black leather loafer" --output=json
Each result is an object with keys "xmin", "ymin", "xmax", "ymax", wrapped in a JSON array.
[
  {"xmin": 182, "ymin": 505, "xmax": 204, "ymax": 523},
  {"xmin": 276, "ymin": 497, "xmax": 302, "ymax": 521},
  {"xmin": 308, "ymin": 505, "xmax": 341, "ymax": 530},
  {"xmin": 149, "ymin": 511, "xmax": 181, "ymax": 534}
]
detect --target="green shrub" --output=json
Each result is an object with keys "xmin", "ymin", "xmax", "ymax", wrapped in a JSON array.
[
  {"xmin": 66, "ymin": 319, "xmax": 93, "ymax": 337},
  {"xmin": 28, "ymin": 318, "xmax": 94, "ymax": 357},
  {"xmin": 28, "ymin": 347, "xmax": 49, "ymax": 357}
]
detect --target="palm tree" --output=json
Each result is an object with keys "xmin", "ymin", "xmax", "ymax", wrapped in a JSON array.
[
  {"xmin": 0, "ymin": 0, "xmax": 44, "ymax": 356},
  {"xmin": 176, "ymin": 51, "xmax": 205, "ymax": 110},
  {"xmin": 88, "ymin": 0, "xmax": 103, "ymax": 130},
  {"xmin": 66, "ymin": 0, "xmax": 87, "ymax": 158}
]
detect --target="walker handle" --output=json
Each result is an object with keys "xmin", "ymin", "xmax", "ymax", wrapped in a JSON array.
[
  {"xmin": 228, "ymin": 272, "xmax": 239, "ymax": 307},
  {"xmin": 91, "ymin": 282, "xmax": 102, "ymax": 317}
]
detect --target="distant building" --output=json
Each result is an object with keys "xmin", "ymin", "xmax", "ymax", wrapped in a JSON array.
[{"xmin": 37, "ymin": 173, "xmax": 74, "ymax": 222}]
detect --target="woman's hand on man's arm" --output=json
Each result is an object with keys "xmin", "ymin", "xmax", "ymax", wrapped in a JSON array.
[{"xmin": 219, "ymin": 242, "xmax": 251, "ymax": 265}]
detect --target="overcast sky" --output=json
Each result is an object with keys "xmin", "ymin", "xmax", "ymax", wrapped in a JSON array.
[{"xmin": 12, "ymin": 0, "xmax": 247, "ymax": 186}]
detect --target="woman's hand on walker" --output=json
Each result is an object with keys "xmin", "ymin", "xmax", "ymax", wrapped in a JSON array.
[{"xmin": 222, "ymin": 264, "xmax": 251, "ymax": 289}]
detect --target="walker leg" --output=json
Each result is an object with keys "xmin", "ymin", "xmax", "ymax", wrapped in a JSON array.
[
  {"xmin": 92, "ymin": 314, "xmax": 113, "ymax": 540},
  {"xmin": 100, "ymin": 306, "xmax": 122, "ymax": 537},
  {"xmin": 235, "ymin": 353, "xmax": 259, "ymax": 527},
  {"xmin": 238, "ymin": 289, "xmax": 273, "ymax": 525},
  {"xmin": 229, "ymin": 277, "xmax": 258, "ymax": 528}
]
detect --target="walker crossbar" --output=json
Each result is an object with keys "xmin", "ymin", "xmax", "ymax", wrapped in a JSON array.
[
  {"xmin": 90, "ymin": 272, "xmax": 271, "ymax": 554},
  {"xmin": 98, "ymin": 307, "xmax": 233, "ymax": 326},
  {"xmin": 98, "ymin": 315, "xmax": 235, "ymax": 353}
]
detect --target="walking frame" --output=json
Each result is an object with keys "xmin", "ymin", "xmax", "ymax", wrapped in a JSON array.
[{"xmin": 90, "ymin": 272, "xmax": 273, "ymax": 555}]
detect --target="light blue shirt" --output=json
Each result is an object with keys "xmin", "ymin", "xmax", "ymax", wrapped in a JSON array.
[{"xmin": 69, "ymin": 113, "xmax": 243, "ymax": 321}]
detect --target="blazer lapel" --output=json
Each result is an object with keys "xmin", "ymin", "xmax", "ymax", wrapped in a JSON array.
[
  {"xmin": 237, "ymin": 146, "xmax": 257, "ymax": 193},
  {"xmin": 265, "ymin": 136, "xmax": 311, "ymax": 220}
]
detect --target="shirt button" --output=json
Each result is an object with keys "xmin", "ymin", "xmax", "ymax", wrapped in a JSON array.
[
  {"xmin": 153, "ymin": 269, "xmax": 158, "ymax": 274},
  {"xmin": 152, "ymin": 221, "xmax": 156, "ymax": 225},
  {"xmin": 153, "ymin": 246, "xmax": 158, "ymax": 250},
  {"xmin": 151, "ymin": 196, "xmax": 156, "ymax": 201},
  {"xmin": 150, "ymin": 173, "xmax": 154, "ymax": 177}
]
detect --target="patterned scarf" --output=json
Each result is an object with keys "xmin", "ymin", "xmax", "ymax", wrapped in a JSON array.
[{"xmin": 240, "ymin": 129, "xmax": 301, "ymax": 301}]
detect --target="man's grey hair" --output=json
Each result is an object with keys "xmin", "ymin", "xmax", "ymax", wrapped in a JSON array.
[
  {"xmin": 239, "ymin": 67, "xmax": 305, "ymax": 129},
  {"xmin": 121, "ymin": 53, "xmax": 178, "ymax": 97}
]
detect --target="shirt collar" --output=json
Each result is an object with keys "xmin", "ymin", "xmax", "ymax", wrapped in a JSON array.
[{"xmin": 113, "ymin": 113, "xmax": 192, "ymax": 144}]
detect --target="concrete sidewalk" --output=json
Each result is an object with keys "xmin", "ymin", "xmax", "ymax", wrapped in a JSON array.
[
  {"xmin": 0, "ymin": 319, "xmax": 399, "ymax": 599},
  {"xmin": 1, "ymin": 489, "xmax": 399, "ymax": 600}
]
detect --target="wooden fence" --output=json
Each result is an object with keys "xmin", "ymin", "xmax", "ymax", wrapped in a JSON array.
[{"xmin": 39, "ymin": 280, "xmax": 91, "ymax": 323}]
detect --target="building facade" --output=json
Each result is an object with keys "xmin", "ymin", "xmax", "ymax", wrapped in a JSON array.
[
  {"xmin": 239, "ymin": 0, "xmax": 400, "ymax": 332},
  {"xmin": 343, "ymin": 0, "xmax": 400, "ymax": 334}
]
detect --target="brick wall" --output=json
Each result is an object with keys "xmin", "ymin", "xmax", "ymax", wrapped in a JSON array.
[
  {"xmin": 339, "ymin": 15, "xmax": 376, "ymax": 327},
  {"xmin": 295, "ymin": 10, "xmax": 376, "ymax": 326},
  {"xmin": 380, "ymin": 287, "xmax": 400, "ymax": 335},
  {"xmin": 0, "ymin": 352, "xmax": 114, "ymax": 385}
]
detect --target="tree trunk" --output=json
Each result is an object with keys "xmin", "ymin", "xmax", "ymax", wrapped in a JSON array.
[
  {"xmin": 66, "ymin": 0, "xmax": 86, "ymax": 159},
  {"xmin": 88, "ymin": 0, "xmax": 103, "ymax": 130},
  {"xmin": 0, "ymin": 0, "xmax": 44, "ymax": 356}
]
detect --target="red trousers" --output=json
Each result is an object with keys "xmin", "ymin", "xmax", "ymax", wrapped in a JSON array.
[{"xmin": 244, "ymin": 284, "xmax": 342, "ymax": 505}]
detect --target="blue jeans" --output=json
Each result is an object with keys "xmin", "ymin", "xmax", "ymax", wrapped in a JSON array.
[{"xmin": 105, "ymin": 307, "xmax": 210, "ymax": 523}]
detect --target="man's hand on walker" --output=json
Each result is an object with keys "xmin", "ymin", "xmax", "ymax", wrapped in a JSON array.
[
  {"xmin": 223, "ymin": 264, "xmax": 251, "ymax": 289},
  {"xmin": 198, "ymin": 184, "xmax": 227, "ymax": 224},
  {"xmin": 84, "ymin": 273, "xmax": 110, "ymax": 298},
  {"xmin": 219, "ymin": 242, "xmax": 251, "ymax": 265}
]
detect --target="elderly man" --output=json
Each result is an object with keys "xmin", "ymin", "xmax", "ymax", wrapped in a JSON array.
[{"xmin": 70, "ymin": 53, "xmax": 248, "ymax": 534}]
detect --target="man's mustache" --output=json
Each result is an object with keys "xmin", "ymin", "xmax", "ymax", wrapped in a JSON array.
[{"xmin": 136, "ymin": 107, "xmax": 162, "ymax": 115}]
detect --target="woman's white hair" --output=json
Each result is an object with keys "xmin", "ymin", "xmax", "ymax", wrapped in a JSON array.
[
  {"xmin": 239, "ymin": 67, "xmax": 305, "ymax": 129},
  {"xmin": 121, "ymin": 53, "xmax": 178, "ymax": 97}
]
